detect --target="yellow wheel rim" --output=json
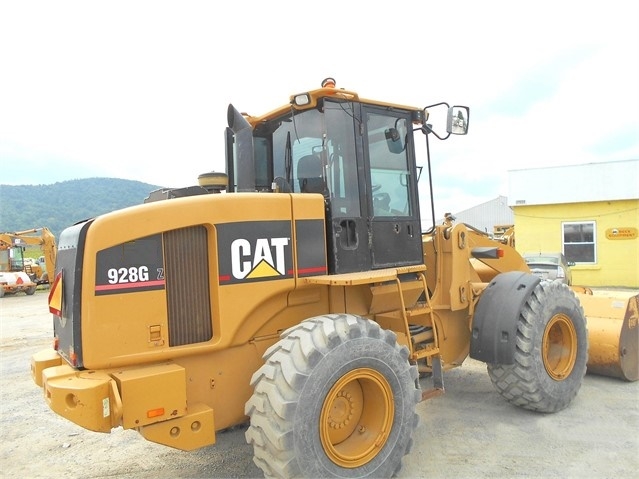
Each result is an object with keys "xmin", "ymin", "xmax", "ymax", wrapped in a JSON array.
[
  {"xmin": 319, "ymin": 368, "xmax": 394, "ymax": 468},
  {"xmin": 542, "ymin": 313, "xmax": 578, "ymax": 380}
]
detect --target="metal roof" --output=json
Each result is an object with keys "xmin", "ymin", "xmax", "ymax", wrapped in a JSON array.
[{"xmin": 507, "ymin": 159, "xmax": 638, "ymax": 206}]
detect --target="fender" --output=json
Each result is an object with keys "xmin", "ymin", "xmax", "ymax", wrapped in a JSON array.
[{"xmin": 470, "ymin": 271, "xmax": 541, "ymax": 364}]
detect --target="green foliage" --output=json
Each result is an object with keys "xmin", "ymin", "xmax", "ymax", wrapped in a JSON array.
[{"xmin": 0, "ymin": 178, "xmax": 163, "ymax": 239}]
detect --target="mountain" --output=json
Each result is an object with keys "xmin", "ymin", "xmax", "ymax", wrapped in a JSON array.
[{"xmin": 0, "ymin": 178, "xmax": 163, "ymax": 239}]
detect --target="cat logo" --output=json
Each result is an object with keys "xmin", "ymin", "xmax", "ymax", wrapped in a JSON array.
[
  {"xmin": 217, "ymin": 219, "xmax": 327, "ymax": 285},
  {"xmin": 217, "ymin": 221, "xmax": 294, "ymax": 284},
  {"xmin": 231, "ymin": 237, "xmax": 290, "ymax": 280}
]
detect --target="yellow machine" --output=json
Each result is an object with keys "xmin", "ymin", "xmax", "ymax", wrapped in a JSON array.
[
  {"xmin": 31, "ymin": 79, "xmax": 637, "ymax": 478},
  {"xmin": 492, "ymin": 224, "xmax": 515, "ymax": 247},
  {"xmin": 0, "ymin": 227, "xmax": 56, "ymax": 297}
]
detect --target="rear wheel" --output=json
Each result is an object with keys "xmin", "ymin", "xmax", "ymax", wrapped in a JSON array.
[
  {"xmin": 25, "ymin": 286, "xmax": 37, "ymax": 295},
  {"xmin": 245, "ymin": 314, "xmax": 420, "ymax": 478},
  {"xmin": 487, "ymin": 280, "xmax": 588, "ymax": 412}
]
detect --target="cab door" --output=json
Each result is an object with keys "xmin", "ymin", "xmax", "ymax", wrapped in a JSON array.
[{"xmin": 323, "ymin": 100, "xmax": 372, "ymax": 274}]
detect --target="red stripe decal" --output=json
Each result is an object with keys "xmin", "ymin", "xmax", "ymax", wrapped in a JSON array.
[{"xmin": 95, "ymin": 279, "xmax": 165, "ymax": 292}]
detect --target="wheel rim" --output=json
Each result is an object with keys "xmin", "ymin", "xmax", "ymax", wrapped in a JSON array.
[
  {"xmin": 320, "ymin": 368, "xmax": 394, "ymax": 468},
  {"xmin": 542, "ymin": 313, "xmax": 578, "ymax": 380}
]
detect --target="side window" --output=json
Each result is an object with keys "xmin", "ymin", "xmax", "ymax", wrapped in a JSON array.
[
  {"xmin": 367, "ymin": 113, "xmax": 411, "ymax": 217},
  {"xmin": 563, "ymin": 221, "xmax": 596, "ymax": 263},
  {"xmin": 294, "ymin": 139, "xmax": 324, "ymax": 194},
  {"xmin": 270, "ymin": 109, "xmax": 325, "ymax": 194}
]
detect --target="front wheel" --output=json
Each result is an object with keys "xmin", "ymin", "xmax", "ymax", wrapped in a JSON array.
[
  {"xmin": 487, "ymin": 280, "xmax": 588, "ymax": 413},
  {"xmin": 245, "ymin": 314, "xmax": 421, "ymax": 478}
]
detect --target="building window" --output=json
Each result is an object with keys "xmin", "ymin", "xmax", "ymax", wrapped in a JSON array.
[{"xmin": 562, "ymin": 221, "xmax": 596, "ymax": 263}]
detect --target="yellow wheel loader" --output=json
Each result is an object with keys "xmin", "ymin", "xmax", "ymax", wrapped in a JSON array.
[{"xmin": 31, "ymin": 79, "xmax": 637, "ymax": 478}]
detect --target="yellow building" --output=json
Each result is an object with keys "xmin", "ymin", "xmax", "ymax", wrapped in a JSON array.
[{"xmin": 508, "ymin": 159, "xmax": 639, "ymax": 288}]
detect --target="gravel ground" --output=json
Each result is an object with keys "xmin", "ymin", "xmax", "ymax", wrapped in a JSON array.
[{"xmin": 1, "ymin": 289, "xmax": 638, "ymax": 479}]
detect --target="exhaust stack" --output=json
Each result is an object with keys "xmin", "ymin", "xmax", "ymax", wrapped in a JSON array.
[{"xmin": 227, "ymin": 104, "xmax": 255, "ymax": 192}]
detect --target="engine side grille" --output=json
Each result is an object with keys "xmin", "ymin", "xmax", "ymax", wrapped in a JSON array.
[{"xmin": 164, "ymin": 226, "xmax": 212, "ymax": 346}]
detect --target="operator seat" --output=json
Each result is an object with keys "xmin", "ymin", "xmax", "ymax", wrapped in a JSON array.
[{"xmin": 297, "ymin": 155, "xmax": 325, "ymax": 194}]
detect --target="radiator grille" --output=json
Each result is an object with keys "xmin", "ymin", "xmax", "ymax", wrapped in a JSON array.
[{"xmin": 164, "ymin": 226, "xmax": 212, "ymax": 346}]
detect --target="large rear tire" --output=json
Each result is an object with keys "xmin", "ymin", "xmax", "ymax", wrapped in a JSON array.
[
  {"xmin": 487, "ymin": 280, "xmax": 588, "ymax": 413},
  {"xmin": 245, "ymin": 314, "xmax": 421, "ymax": 478}
]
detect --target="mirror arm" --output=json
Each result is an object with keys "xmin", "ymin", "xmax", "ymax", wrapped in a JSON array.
[{"xmin": 419, "ymin": 123, "xmax": 450, "ymax": 141}]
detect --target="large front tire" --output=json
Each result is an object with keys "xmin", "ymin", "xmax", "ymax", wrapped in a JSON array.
[
  {"xmin": 487, "ymin": 280, "xmax": 588, "ymax": 413},
  {"xmin": 245, "ymin": 314, "xmax": 421, "ymax": 478}
]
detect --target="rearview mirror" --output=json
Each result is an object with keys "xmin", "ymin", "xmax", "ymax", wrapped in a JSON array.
[
  {"xmin": 446, "ymin": 106, "xmax": 469, "ymax": 135},
  {"xmin": 385, "ymin": 128, "xmax": 404, "ymax": 154}
]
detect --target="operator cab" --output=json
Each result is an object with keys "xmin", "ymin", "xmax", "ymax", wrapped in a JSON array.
[{"xmin": 225, "ymin": 80, "xmax": 468, "ymax": 275}]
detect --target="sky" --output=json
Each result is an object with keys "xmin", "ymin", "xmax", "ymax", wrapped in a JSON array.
[{"xmin": 1, "ymin": 0, "xmax": 638, "ymax": 220}]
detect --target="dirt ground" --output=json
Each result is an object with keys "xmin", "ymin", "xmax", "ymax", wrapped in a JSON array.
[{"xmin": 1, "ymin": 289, "xmax": 638, "ymax": 479}]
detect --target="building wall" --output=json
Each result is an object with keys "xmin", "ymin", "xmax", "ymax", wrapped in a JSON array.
[{"xmin": 514, "ymin": 199, "xmax": 639, "ymax": 287}]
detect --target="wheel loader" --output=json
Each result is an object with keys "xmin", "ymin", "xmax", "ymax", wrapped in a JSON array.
[{"xmin": 31, "ymin": 78, "xmax": 638, "ymax": 478}]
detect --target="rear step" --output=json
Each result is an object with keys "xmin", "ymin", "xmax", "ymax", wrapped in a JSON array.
[{"xmin": 421, "ymin": 356, "xmax": 445, "ymax": 400}]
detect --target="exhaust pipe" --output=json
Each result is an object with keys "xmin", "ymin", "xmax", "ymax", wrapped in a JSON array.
[
  {"xmin": 578, "ymin": 292, "xmax": 639, "ymax": 381},
  {"xmin": 227, "ymin": 104, "xmax": 255, "ymax": 192}
]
